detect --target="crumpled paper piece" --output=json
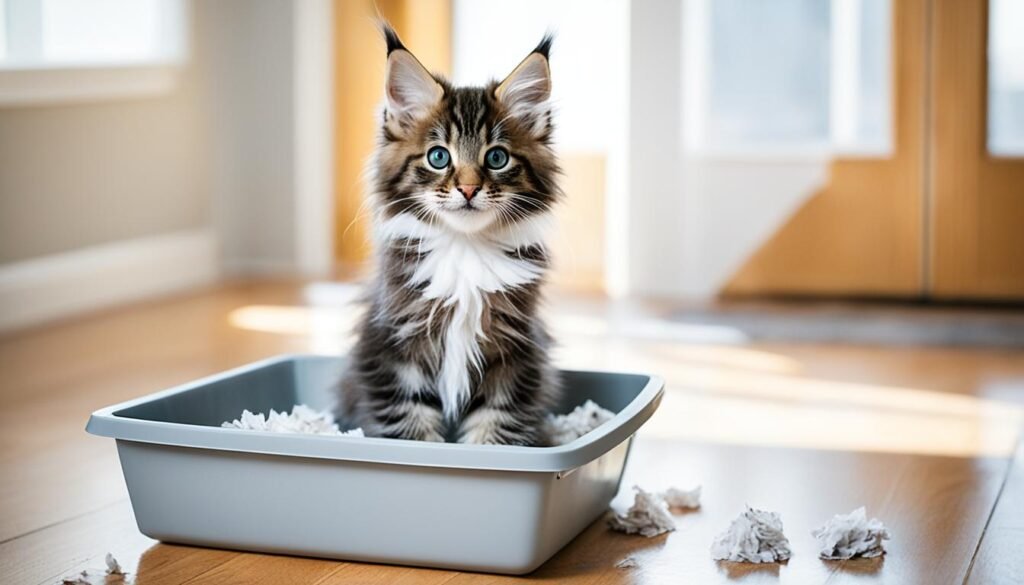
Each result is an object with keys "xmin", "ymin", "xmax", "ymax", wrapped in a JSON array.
[
  {"xmin": 663, "ymin": 485, "xmax": 702, "ymax": 510},
  {"xmin": 60, "ymin": 553, "xmax": 126, "ymax": 584},
  {"xmin": 543, "ymin": 399, "xmax": 615, "ymax": 445},
  {"xmin": 615, "ymin": 556, "xmax": 639, "ymax": 568},
  {"xmin": 608, "ymin": 484, "xmax": 703, "ymax": 537},
  {"xmin": 711, "ymin": 507, "xmax": 792, "ymax": 563},
  {"xmin": 812, "ymin": 507, "xmax": 890, "ymax": 559},
  {"xmin": 608, "ymin": 486, "xmax": 677, "ymax": 537},
  {"xmin": 105, "ymin": 553, "xmax": 124, "ymax": 575},
  {"xmin": 221, "ymin": 404, "xmax": 363, "ymax": 437}
]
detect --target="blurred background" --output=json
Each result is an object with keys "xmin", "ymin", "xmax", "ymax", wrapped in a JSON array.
[{"xmin": 2, "ymin": 0, "xmax": 1023, "ymax": 331}]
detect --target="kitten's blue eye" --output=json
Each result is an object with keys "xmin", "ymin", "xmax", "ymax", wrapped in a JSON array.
[
  {"xmin": 484, "ymin": 147, "xmax": 509, "ymax": 170},
  {"xmin": 427, "ymin": 146, "xmax": 450, "ymax": 169}
]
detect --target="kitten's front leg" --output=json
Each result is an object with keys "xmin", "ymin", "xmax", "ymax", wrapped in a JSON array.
[
  {"xmin": 457, "ymin": 360, "xmax": 553, "ymax": 446},
  {"xmin": 355, "ymin": 359, "xmax": 446, "ymax": 442},
  {"xmin": 376, "ymin": 396, "xmax": 446, "ymax": 442}
]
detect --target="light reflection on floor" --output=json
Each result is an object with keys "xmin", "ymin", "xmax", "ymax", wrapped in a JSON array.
[{"xmin": 226, "ymin": 299, "xmax": 1023, "ymax": 459}]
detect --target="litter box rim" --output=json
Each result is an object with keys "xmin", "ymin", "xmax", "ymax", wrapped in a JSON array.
[{"xmin": 86, "ymin": 354, "xmax": 664, "ymax": 474}]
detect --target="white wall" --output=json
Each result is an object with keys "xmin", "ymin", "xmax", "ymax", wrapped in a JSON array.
[
  {"xmin": 0, "ymin": 1, "xmax": 219, "ymax": 331},
  {"xmin": 0, "ymin": 14, "xmax": 209, "ymax": 264},
  {"xmin": 199, "ymin": 0, "xmax": 332, "ymax": 277},
  {"xmin": 626, "ymin": 0, "xmax": 687, "ymax": 298},
  {"xmin": 199, "ymin": 0, "xmax": 297, "ymax": 275},
  {"xmin": 0, "ymin": 0, "xmax": 333, "ymax": 331}
]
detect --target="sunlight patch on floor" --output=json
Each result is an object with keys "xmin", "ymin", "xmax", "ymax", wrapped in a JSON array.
[
  {"xmin": 227, "ymin": 302, "xmax": 1023, "ymax": 458},
  {"xmin": 644, "ymin": 387, "xmax": 1022, "ymax": 458},
  {"xmin": 227, "ymin": 305, "xmax": 360, "ymax": 354}
]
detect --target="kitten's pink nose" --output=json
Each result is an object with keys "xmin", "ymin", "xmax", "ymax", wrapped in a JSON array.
[{"xmin": 457, "ymin": 185, "xmax": 481, "ymax": 201}]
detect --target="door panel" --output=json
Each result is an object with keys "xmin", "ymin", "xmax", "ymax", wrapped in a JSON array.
[{"xmin": 930, "ymin": 0, "xmax": 1024, "ymax": 299}]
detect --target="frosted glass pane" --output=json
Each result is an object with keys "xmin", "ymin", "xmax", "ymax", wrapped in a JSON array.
[
  {"xmin": 705, "ymin": 0, "xmax": 831, "ymax": 148},
  {"xmin": 0, "ymin": 1, "xmax": 6, "ymax": 61},
  {"xmin": 40, "ymin": 0, "xmax": 179, "ymax": 65},
  {"xmin": 853, "ymin": 0, "xmax": 891, "ymax": 150},
  {"xmin": 989, "ymin": 0, "xmax": 1024, "ymax": 156},
  {"xmin": 694, "ymin": 0, "xmax": 891, "ymax": 153}
]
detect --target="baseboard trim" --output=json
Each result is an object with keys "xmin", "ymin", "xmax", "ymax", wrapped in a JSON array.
[{"xmin": 0, "ymin": 230, "xmax": 219, "ymax": 333}]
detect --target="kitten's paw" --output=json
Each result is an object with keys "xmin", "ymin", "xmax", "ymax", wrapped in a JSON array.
[
  {"xmin": 417, "ymin": 430, "xmax": 446, "ymax": 443},
  {"xmin": 457, "ymin": 430, "xmax": 501, "ymax": 445},
  {"xmin": 457, "ymin": 408, "xmax": 538, "ymax": 446},
  {"xmin": 375, "ymin": 403, "xmax": 445, "ymax": 442}
]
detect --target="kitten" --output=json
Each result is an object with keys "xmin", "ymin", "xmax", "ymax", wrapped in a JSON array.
[{"xmin": 337, "ymin": 25, "xmax": 562, "ymax": 446}]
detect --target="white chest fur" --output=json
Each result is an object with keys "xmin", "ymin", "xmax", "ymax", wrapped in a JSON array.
[{"xmin": 379, "ymin": 213, "xmax": 552, "ymax": 418}]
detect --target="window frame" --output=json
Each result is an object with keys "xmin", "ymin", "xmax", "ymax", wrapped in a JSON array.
[{"xmin": 0, "ymin": 0, "xmax": 188, "ymax": 106}]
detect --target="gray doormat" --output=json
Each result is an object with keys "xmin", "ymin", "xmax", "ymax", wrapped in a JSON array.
[{"xmin": 670, "ymin": 303, "xmax": 1024, "ymax": 347}]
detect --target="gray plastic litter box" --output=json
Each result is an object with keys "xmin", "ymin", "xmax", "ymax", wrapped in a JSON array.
[{"xmin": 86, "ymin": 354, "xmax": 664, "ymax": 574}]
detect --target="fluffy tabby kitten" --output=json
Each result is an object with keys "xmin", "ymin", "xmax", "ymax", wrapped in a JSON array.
[{"xmin": 337, "ymin": 25, "xmax": 562, "ymax": 446}]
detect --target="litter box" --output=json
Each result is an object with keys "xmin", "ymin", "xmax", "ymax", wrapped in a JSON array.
[{"xmin": 86, "ymin": 354, "xmax": 664, "ymax": 574}]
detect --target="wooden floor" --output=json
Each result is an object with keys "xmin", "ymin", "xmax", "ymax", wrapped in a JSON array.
[{"xmin": 2, "ymin": 281, "xmax": 1023, "ymax": 585}]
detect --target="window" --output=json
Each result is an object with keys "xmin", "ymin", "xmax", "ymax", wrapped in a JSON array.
[
  {"xmin": 684, "ymin": 0, "xmax": 891, "ymax": 156},
  {"xmin": 988, "ymin": 0, "xmax": 1024, "ymax": 156},
  {"xmin": 0, "ymin": 0, "xmax": 187, "ymax": 104}
]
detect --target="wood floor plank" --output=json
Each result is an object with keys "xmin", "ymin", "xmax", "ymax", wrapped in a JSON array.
[
  {"xmin": 176, "ymin": 552, "xmax": 342, "ymax": 585},
  {"xmin": 0, "ymin": 284, "xmax": 309, "ymax": 541},
  {"xmin": 964, "ymin": 438, "xmax": 1024, "ymax": 584},
  {"xmin": 130, "ymin": 545, "xmax": 240, "ymax": 585},
  {"xmin": 0, "ymin": 499, "xmax": 154, "ymax": 585},
  {"xmin": 313, "ymin": 562, "xmax": 458, "ymax": 585}
]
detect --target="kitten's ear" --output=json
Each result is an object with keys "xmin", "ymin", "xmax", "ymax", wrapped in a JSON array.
[
  {"xmin": 496, "ymin": 34, "xmax": 553, "ymax": 115},
  {"xmin": 383, "ymin": 23, "xmax": 443, "ymax": 121}
]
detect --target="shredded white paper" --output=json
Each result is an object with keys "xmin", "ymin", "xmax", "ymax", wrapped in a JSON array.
[
  {"xmin": 105, "ymin": 553, "xmax": 124, "ymax": 575},
  {"xmin": 221, "ymin": 404, "xmax": 363, "ymax": 437},
  {"xmin": 543, "ymin": 399, "xmax": 615, "ymax": 445},
  {"xmin": 812, "ymin": 507, "xmax": 890, "ymax": 560},
  {"xmin": 615, "ymin": 556, "xmax": 639, "ymax": 568},
  {"xmin": 61, "ymin": 572, "xmax": 94, "ymax": 585},
  {"xmin": 663, "ymin": 485, "xmax": 702, "ymax": 510},
  {"xmin": 608, "ymin": 484, "xmax": 702, "ymax": 537},
  {"xmin": 608, "ymin": 486, "xmax": 677, "ymax": 537},
  {"xmin": 60, "ymin": 553, "xmax": 126, "ymax": 584},
  {"xmin": 711, "ymin": 507, "xmax": 792, "ymax": 563}
]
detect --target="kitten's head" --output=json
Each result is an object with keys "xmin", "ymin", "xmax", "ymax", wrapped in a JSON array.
[{"xmin": 372, "ymin": 24, "xmax": 561, "ymax": 235}]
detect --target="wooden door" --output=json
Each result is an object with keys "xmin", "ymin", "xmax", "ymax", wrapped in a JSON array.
[
  {"xmin": 930, "ymin": 0, "xmax": 1024, "ymax": 300},
  {"xmin": 726, "ymin": 0, "xmax": 1024, "ymax": 301},
  {"xmin": 725, "ymin": 0, "xmax": 928, "ymax": 298}
]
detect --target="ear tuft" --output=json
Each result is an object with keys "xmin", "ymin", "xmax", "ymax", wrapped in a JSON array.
[
  {"xmin": 380, "ymin": 21, "xmax": 405, "ymax": 56},
  {"xmin": 532, "ymin": 32, "xmax": 554, "ymax": 60}
]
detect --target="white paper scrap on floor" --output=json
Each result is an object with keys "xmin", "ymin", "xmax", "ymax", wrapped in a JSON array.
[
  {"xmin": 711, "ymin": 507, "xmax": 792, "ymax": 563},
  {"xmin": 609, "ymin": 486, "xmax": 677, "ymax": 537},
  {"xmin": 812, "ymin": 507, "xmax": 890, "ymax": 559},
  {"xmin": 608, "ymin": 484, "xmax": 702, "ymax": 537},
  {"xmin": 663, "ymin": 485, "xmax": 702, "ymax": 509}
]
